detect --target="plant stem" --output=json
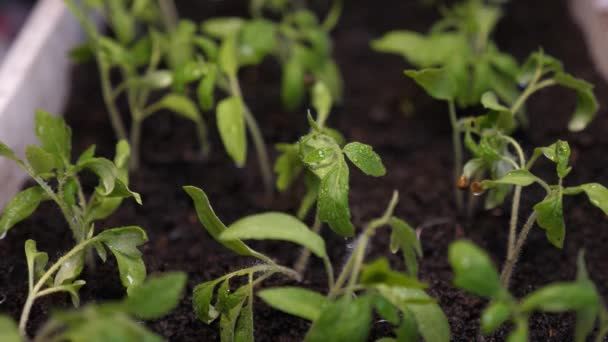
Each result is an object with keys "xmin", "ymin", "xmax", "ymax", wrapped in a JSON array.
[
  {"xmin": 98, "ymin": 62, "xmax": 127, "ymax": 140},
  {"xmin": 294, "ymin": 216, "xmax": 321, "ymax": 274},
  {"xmin": 157, "ymin": 0, "xmax": 179, "ymax": 31},
  {"xmin": 129, "ymin": 117, "xmax": 143, "ymax": 171},
  {"xmin": 500, "ymin": 211, "xmax": 538, "ymax": 288},
  {"xmin": 228, "ymin": 76, "xmax": 273, "ymax": 194},
  {"xmin": 19, "ymin": 238, "xmax": 95, "ymax": 337},
  {"xmin": 507, "ymin": 185, "xmax": 522, "ymax": 257},
  {"xmin": 448, "ymin": 100, "xmax": 464, "ymax": 212}
]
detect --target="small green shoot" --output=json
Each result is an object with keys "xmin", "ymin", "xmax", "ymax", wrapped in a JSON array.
[
  {"xmin": 449, "ymin": 241, "xmax": 607, "ymax": 342},
  {"xmin": 185, "ymin": 187, "xmax": 449, "ymax": 341}
]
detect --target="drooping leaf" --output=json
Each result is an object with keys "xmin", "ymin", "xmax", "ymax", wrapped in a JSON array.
[
  {"xmin": 125, "ymin": 272, "xmax": 187, "ymax": 320},
  {"xmin": 234, "ymin": 299, "xmax": 254, "ymax": 342},
  {"xmin": 404, "ymin": 68, "xmax": 456, "ymax": 101},
  {"xmin": 360, "ymin": 258, "xmax": 426, "ymax": 288},
  {"xmin": 0, "ymin": 186, "xmax": 47, "ymax": 235},
  {"xmin": 305, "ymin": 296, "xmax": 373, "ymax": 342},
  {"xmin": 78, "ymin": 157, "xmax": 118, "ymax": 196},
  {"xmin": 481, "ymin": 169, "xmax": 537, "ymax": 189},
  {"xmin": 534, "ymin": 194, "xmax": 566, "ymax": 248},
  {"xmin": 553, "ymin": 72, "xmax": 599, "ymax": 132},
  {"xmin": 222, "ymin": 212, "xmax": 327, "ymax": 259},
  {"xmin": 563, "ymin": 183, "xmax": 608, "ymax": 216},
  {"xmin": 183, "ymin": 187, "xmax": 268, "ymax": 261},
  {"xmin": 193, "ymin": 279, "xmax": 222, "ymax": 324},
  {"xmin": 389, "ymin": 217, "xmax": 422, "ymax": 277},
  {"xmin": 216, "ymin": 96, "xmax": 247, "ymax": 167},
  {"xmin": 520, "ymin": 282, "xmax": 599, "ymax": 313},
  {"xmin": 481, "ymin": 92, "xmax": 509, "ymax": 112},
  {"xmin": 448, "ymin": 240, "xmax": 502, "ymax": 298},
  {"xmin": 376, "ymin": 285, "xmax": 450, "ymax": 342},
  {"xmin": 258, "ymin": 287, "xmax": 328, "ymax": 321},
  {"xmin": 343, "ymin": 142, "xmax": 386, "ymax": 177},
  {"xmin": 317, "ymin": 161, "xmax": 354, "ymax": 237},
  {"xmin": 97, "ymin": 226, "xmax": 148, "ymax": 291}
]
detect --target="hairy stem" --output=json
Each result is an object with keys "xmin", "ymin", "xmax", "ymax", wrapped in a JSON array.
[
  {"xmin": 507, "ymin": 185, "xmax": 522, "ymax": 257},
  {"xmin": 448, "ymin": 100, "xmax": 464, "ymax": 212},
  {"xmin": 500, "ymin": 211, "xmax": 538, "ymax": 288},
  {"xmin": 98, "ymin": 62, "xmax": 127, "ymax": 140},
  {"xmin": 294, "ymin": 216, "xmax": 322, "ymax": 275}
]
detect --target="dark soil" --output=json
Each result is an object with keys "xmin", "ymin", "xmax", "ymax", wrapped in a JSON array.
[{"xmin": 2, "ymin": 0, "xmax": 608, "ymax": 341}]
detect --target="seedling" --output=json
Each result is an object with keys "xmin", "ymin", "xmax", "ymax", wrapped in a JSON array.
[
  {"xmin": 185, "ymin": 187, "xmax": 450, "ymax": 341},
  {"xmin": 274, "ymin": 82, "xmax": 386, "ymax": 272},
  {"xmin": 66, "ymin": 0, "xmax": 210, "ymax": 170},
  {"xmin": 0, "ymin": 111, "xmax": 145, "ymax": 336},
  {"xmin": 1, "ymin": 272, "xmax": 186, "ymax": 342},
  {"xmin": 197, "ymin": 1, "xmax": 344, "ymax": 192},
  {"xmin": 449, "ymin": 240, "xmax": 607, "ymax": 342}
]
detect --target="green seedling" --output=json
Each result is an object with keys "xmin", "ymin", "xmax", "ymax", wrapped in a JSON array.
[
  {"xmin": 1, "ymin": 272, "xmax": 186, "ymax": 342},
  {"xmin": 66, "ymin": 0, "xmax": 210, "ymax": 170},
  {"xmin": 274, "ymin": 82, "xmax": 386, "ymax": 272},
  {"xmin": 185, "ymin": 187, "xmax": 450, "ymax": 342},
  {"xmin": 449, "ymin": 240, "xmax": 607, "ymax": 342},
  {"xmin": 197, "ymin": 1, "xmax": 344, "ymax": 192},
  {"xmin": 0, "ymin": 111, "xmax": 145, "ymax": 336}
]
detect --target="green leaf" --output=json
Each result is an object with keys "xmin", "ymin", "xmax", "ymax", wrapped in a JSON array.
[
  {"xmin": 481, "ymin": 301, "xmax": 512, "ymax": 334},
  {"xmin": 343, "ymin": 142, "xmax": 386, "ymax": 177},
  {"xmin": 26, "ymin": 145, "xmax": 56, "ymax": 175},
  {"xmin": 193, "ymin": 279, "xmax": 222, "ymax": 324},
  {"xmin": 197, "ymin": 69, "xmax": 217, "ymax": 111},
  {"xmin": 481, "ymin": 169, "xmax": 537, "ymax": 189},
  {"xmin": 239, "ymin": 19, "xmax": 276, "ymax": 65},
  {"xmin": 281, "ymin": 57, "xmax": 305, "ymax": 111},
  {"xmin": 97, "ymin": 226, "xmax": 148, "ymax": 291},
  {"xmin": 360, "ymin": 258, "xmax": 426, "ymax": 288},
  {"xmin": 258, "ymin": 287, "xmax": 328, "ymax": 321},
  {"xmin": 563, "ymin": 183, "xmax": 608, "ymax": 215},
  {"xmin": 219, "ymin": 35, "xmax": 239, "ymax": 76},
  {"xmin": 0, "ymin": 186, "xmax": 47, "ymax": 235},
  {"xmin": 376, "ymin": 285, "xmax": 450, "ymax": 342},
  {"xmin": 305, "ymin": 296, "xmax": 372, "ymax": 342},
  {"xmin": 519, "ymin": 51, "xmax": 563, "ymax": 84},
  {"xmin": 389, "ymin": 217, "xmax": 422, "ymax": 277},
  {"xmin": 76, "ymin": 145, "xmax": 96, "ymax": 165},
  {"xmin": 312, "ymin": 81, "xmax": 332, "ymax": 124},
  {"xmin": 234, "ymin": 300, "xmax": 254, "ymax": 342},
  {"xmin": 448, "ymin": 240, "xmax": 502, "ymax": 298},
  {"xmin": 107, "ymin": 0, "xmax": 135, "ymax": 44},
  {"xmin": 216, "ymin": 96, "xmax": 247, "ymax": 167},
  {"xmin": 54, "ymin": 252, "xmax": 85, "ymax": 287},
  {"xmin": 507, "ymin": 319, "xmax": 529, "ymax": 342},
  {"xmin": 201, "ymin": 17, "xmax": 244, "ymax": 39},
  {"xmin": 404, "ymin": 68, "xmax": 456, "ymax": 101},
  {"xmin": 317, "ymin": 161, "xmax": 354, "ymax": 237},
  {"xmin": 79, "ymin": 157, "xmax": 118, "ymax": 196},
  {"xmin": 274, "ymin": 143, "xmax": 303, "ymax": 192},
  {"xmin": 534, "ymin": 194, "xmax": 566, "ymax": 248},
  {"xmin": 521, "ymin": 282, "xmax": 599, "ymax": 313},
  {"xmin": 0, "ymin": 315, "xmax": 22, "ymax": 342},
  {"xmin": 574, "ymin": 252, "xmax": 600, "ymax": 342},
  {"xmin": 157, "ymin": 94, "xmax": 202, "ymax": 124},
  {"xmin": 50, "ymin": 280, "xmax": 87, "ymax": 307},
  {"xmin": 314, "ymin": 60, "xmax": 343, "ymax": 104},
  {"xmin": 481, "ymin": 92, "xmax": 509, "ymax": 112},
  {"xmin": 35, "ymin": 110, "xmax": 71, "ymax": 167},
  {"xmin": 183, "ymin": 186, "xmax": 267, "ymax": 260},
  {"xmin": 222, "ymin": 212, "xmax": 327, "ymax": 259},
  {"xmin": 554, "ymin": 72, "xmax": 598, "ymax": 132},
  {"xmin": 138, "ymin": 70, "xmax": 173, "ymax": 89},
  {"xmin": 25, "ymin": 239, "xmax": 48, "ymax": 285},
  {"xmin": 0, "ymin": 141, "xmax": 18, "ymax": 162},
  {"xmin": 125, "ymin": 272, "xmax": 187, "ymax": 320}
]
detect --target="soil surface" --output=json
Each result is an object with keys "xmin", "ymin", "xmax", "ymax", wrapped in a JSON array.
[{"xmin": 2, "ymin": 0, "xmax": 608, "ymax": 341}]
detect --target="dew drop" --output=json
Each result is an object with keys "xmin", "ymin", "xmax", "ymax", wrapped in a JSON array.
[{"xmin": 126, "ymin": 275, "xmax": 134, "ymax": 285}]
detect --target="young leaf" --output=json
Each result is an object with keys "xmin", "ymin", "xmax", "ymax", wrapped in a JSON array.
[
  {"xmin": 312, "ymin": 81, "xmax": 332, "ymax": 125},
  {"xmin": 520, "ymin": 282, "xmax": 599, "ymax": 313},
  {"xmin": 222, "ymin": 212, "xmax": 327, "ymax": 259},
  {"xmin": 125, "ymin": 272, "xmax": 187, "ymax": 320},
  {"xmin": 48, "ymin": 280, "xmax": 87, "ymax": 307},
  {"xmin": 183, "ymin": 186, "xmax": 268, "ymax": 261},
  {"xmin": 193, "ymin": 279, "xmax": 222, "ymax": 324},
  {"xmin": 155, "ymin": 94, "xmax": 202, "ymax": 123},
  {"xmin": 281, "ymin": 57, "xmax": 305, "ymax": 111},
  {"xmin": 239, "ymin": 19, "xmax": 276, "ymax": 65},
  {"xmin": 0, "ymin": 186, "xmax": 47, "ymax": 235},
  {"xmin": 234, "ymin": 300, "xmax": 254, "ymax": 342},
  {"xmin": 574, "ymin": 252, "xmax": 601, "ymax": 342},
  {"xmin": 97, "ymin": 226, "xmax": 148, "ymax": 291},
  {"xmin": 25, "ymin": 239, "xmax": 49, "ymax": 286},
  {"xmin": 553, "ymin": 72, "xmax": 598, "ymax": 132},
  {"xmin": 305, "ymin": 296, "xmax": 373, "ymax": 342},
  {"xmin": 448, "ymin": 240, "xmax": 502, "ymax": 298},
  {"xmin": 371, "ymin": 31, "xmax": 463, "ymax": 68},
  {"xmin": 404, "ymin": 68, "xmax": 456, "ymax": 101},
  {"xmin": 0, "ymin": 315, "xmax": 21, "ymax": 342},
  {"xmin": 481, "ymin": 170, "xmax": 537, "ymax": 189},
  {"xmin": 533, "ymin": 194, "xmax": 566, "ymax": 248},
  {"xmin": 217, "ymin": 96, "xmax": 247, "ymax": 167},
  {"xmin": 481, "ymin": 301, "xmax": 512, "ymax": 334},
  {"xmin": 201, "ymin": 17, "xmax": 245, "ymax": 39},
  {"xmin": 35, "ymin": 110, "xmax": 71, "ymax": 166},
  {"xmin": 343, "ymin": 142, "xmax": 386, "ymax": 177},
  {"xmin": 317, "ymin": 161, "xmax": 354, "ymax": 237},
  {"xmin": 563, "ymin": 183, "xmax": 608, "ymax": 215},
  {"xmin": 389, "ymin": 217, "xmax": 422, "ymax": 277},
  {"xmin": 274, "ymin": 143, "xmax": 303, "ymax": 192},
  {"xmin": 376, "ymin": 285, "xmax": 450, "ymax": 342},
  {"xmin": 78, "ymin": 157, "xmax": 118, "ymax": 196},
  {"xmin": 25, "ymin": 145, "xmax": 56, "ymax": 175},
  {"xmin": 197, "ymin": 69, "xmax": 217, "ymax": 111},
  {"xmin": 481, "ymin": 92, "xmax": 509, "ymax": 112},
  {"xmin": 360, "ymin": 258, "xmax": 426, "ymax": 288},
  {"xmin": 54, "ymin": 252, "xmax": 85, "ymax": 287},
  {"xmin": 219, "ymin": 35, "xmax": 239, "ymax": 76},
  {"xmin": 258, "ymin": 287, "xmax": 328, "ymax": 321}
]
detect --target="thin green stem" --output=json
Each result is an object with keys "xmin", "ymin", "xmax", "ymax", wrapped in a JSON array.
[
  {"xmin": 294, "ymin": 215, "xmax": 321, "ymax": 274},
  {"xmin": 129, "ymin": 117, "xmax": 143, "ymax": 171},
  {"xmin": 500, "ymin": 211, "xmax": 538, "ymax": 288},
  {"xmin": 19, "ymin": 238, "xmax": 96, "ymax": 337},
  {"xmin": 448, "ymin": 100, "xmax": 464, "ymax": 212},
  {"xmin": 507, "ymin": 185, "xmax": 522, "ymax": 257},
  {"xmin": 322, "ymin": 0, "xmax": 343, "ymax": 32},
  {"xmin": 228, "ymin": 75, "xmax": 273, "ymax": 194},
  {"xmin": 98, "ymin": 61, "xmax": 127, "ymax": 140}
]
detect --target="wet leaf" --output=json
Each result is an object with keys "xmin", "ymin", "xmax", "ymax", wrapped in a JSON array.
[
  {"xmin": 317, "ymin": 161, "xmax": 353, "ymax": 236},
  {"xmin": 563, "ymin": 183, "xmax": 608, "ymax": 216},
  {"xmin": 534, "ymin": 194, "xmax": 565, "ymax": 248},
  {"xmin": 481, "ymin": 170, "xmax": 537, "ymax": 189},
  {"xmin": 389, "ymin": 217, "xmax": 422, "ymax": 277},
  {"xmin": 343, "ymin": 142, "xmax": 386, "ymax": 177},
  {"xmin": 448, "ymin": 240, "xmax": 502, "ymax": 298},
  {"xmin": 554, "ymin": 72, "xmax": 598, "ymax": 132}
]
